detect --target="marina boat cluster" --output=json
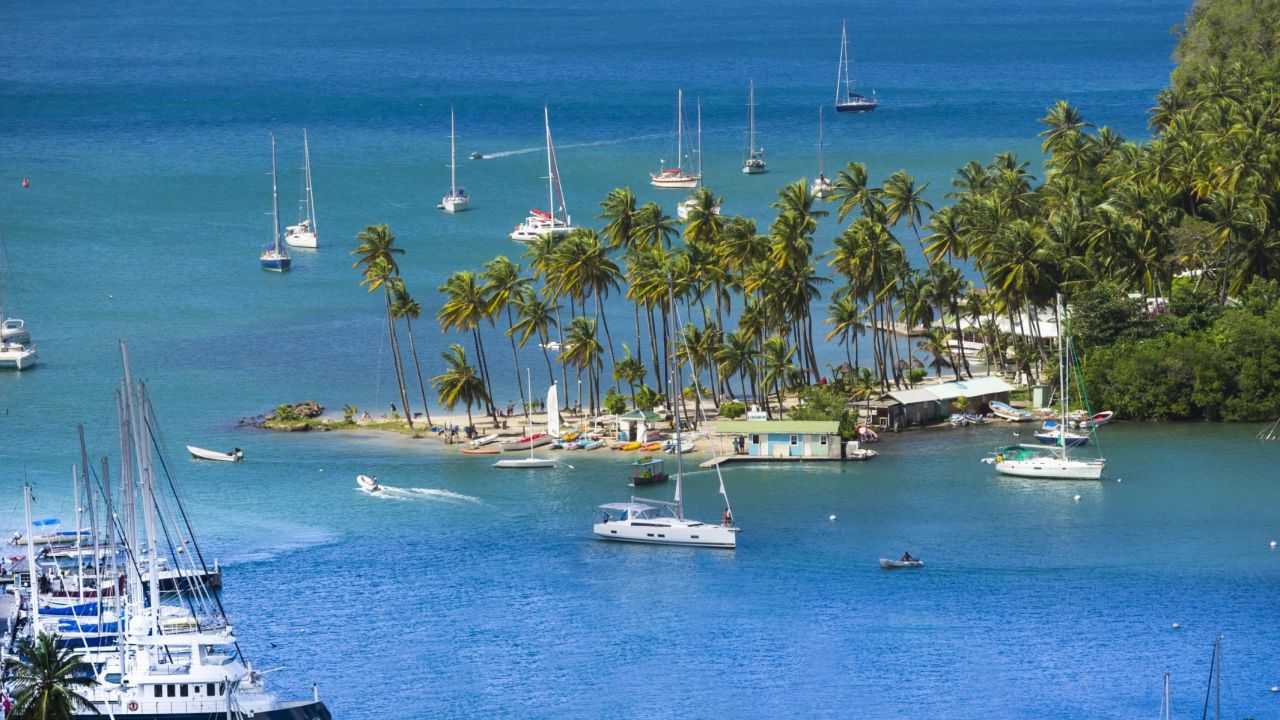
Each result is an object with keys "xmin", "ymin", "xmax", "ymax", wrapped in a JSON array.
[{"xmin": 0, "ymin": 345, "xmax": 330, "ymax": 720}]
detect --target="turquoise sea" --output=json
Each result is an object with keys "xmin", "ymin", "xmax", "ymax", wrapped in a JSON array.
[{"xmin": 3, "ymin": 1, "xmax": 1279, "ymax": 718}]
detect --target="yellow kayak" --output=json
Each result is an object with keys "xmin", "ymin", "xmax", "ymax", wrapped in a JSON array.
[
  {"xmin": 620, "ymin": 441, "xmax": 642, "ymax": 451},
  {"xmin": 561, "ymin": 430, "xmax": 581, "ymax": 442}
]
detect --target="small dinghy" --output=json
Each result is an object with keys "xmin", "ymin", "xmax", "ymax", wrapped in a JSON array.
[
  {"xmin": 357, "ymin": 474, "xmax": 381, "ymax": 492},
  {"xmin": 461, "ymin": 446, "xmax": 500, "ymax": 455},
  {"xmin": 880, "ymin": 557, "xmax": 924, "ymax": 569},
  {"xmin": 580, "ymin": 438, "xmax": 605, "ymax": 451},
  {"xmin": 471, "ymin": 433, "xmax": 499, "ymax": 447},
  {"xmin": 187, "ymin": 446, "xmax": 243, "ymax": 463},
  {"xmin": 1077, "ymin": 410, "xmax": 1115, "ymax": 429}
]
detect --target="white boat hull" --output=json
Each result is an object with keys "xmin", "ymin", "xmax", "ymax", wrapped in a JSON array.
[
  {"xmin": 440, "ymin": 195, "xmax": 469, "ymax": 213},
  {"xmin": 0, "ymin": 345, "xmax": 36, "ymax": 370},
  {"xmin": 283, "ymin": 226, "xmax": 317, "ymax": 248},
  {"xmin": 995, "ymin": 459, "xmax": 1104, "ymax": 480},
  {"xmin": 493, "ymin": 457, "xmax": 557, "ymax": 469},
  {"xmin": 593, "ymin": 518, "xmax": 736, "ymax": 548},
  {"xmin": 357, "ymin": 474, "xmax": 381, "ymax": 491},
  {"xmin": 500, "ymin": 435, "xmax": 554, "ymax": 451},
  {"xmin": 650, "ymin": 174, "xmax": 699, "ymax": 189},
  {"xmin": 186, "ymin": 445, "xmax": 242, "ymax": 462}
]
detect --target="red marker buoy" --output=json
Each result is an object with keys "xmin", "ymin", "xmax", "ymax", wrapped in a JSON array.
[{"xmin": 21, "ymin": 177, "xmax": 30, "ymax": 188}]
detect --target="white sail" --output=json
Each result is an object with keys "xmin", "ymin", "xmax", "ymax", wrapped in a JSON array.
[{"xmin": 547, "ymin": 382, "xmax": 560, "ymax": 436}]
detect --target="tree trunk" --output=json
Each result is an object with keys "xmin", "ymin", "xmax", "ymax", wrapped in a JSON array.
[
  {"xmin": 506, "ymin": 306, "xmax": 528, "ymax": 424},
  {"xmin": 383, "ymin": 291, "xmax": 415, "ymax": 434},
  {"xmin": 402, "ymin": 314, "xmax": 433, "ymax": 429}
]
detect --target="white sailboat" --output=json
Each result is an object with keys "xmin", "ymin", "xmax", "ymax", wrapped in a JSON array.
[
  {"xmin": 0, "ymin": 232, "xmax": 36, "ymax": 370},
  {"xmin": 438, "ymin": 106, "xmax": 470, "ymax": 213},
  {"xmin": 651, "ymin": 89, "xmax": 699, "ymax": 189},
  {"xmin": 741, "ymin": 79, "xmax": 766, "ymax": 174},
  {"xmin": 510, "ymin": 107, "xmax": 575, "ymax": 243},
  {"xmin": 834, "ymin": 19, "xmax": 878, "ymax": 113},
  {"xmin": 259, "ymin": 134, "xmax": 292, "ymax": 272},
  {"xmin": 985, "ymin": 295, "xmax": 1105, "ymax": 480},
  {"xmin": 676, "ymin": 99, "xmax": 722, "ymax": 221},
  {"xmin": 811, "ymin": 106, "xmax": 833, "ymax": 197},
  {"xmin": 495, "ymin": 371, "xmax": 559, "ymax": 468},
  {"xmin": 283, "ymin": 129, "xmax": 318, "ymax": 248},
  {"xmin": 594, "ymin": 280, "xmax": 737, "ymax": 548}
]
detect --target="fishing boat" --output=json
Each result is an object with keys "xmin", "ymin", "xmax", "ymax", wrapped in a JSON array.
[
  {"xmin": 987, "ymin": 295, "xmax": 1105, "ymax": 480},
  {"xmin": 259, "ymin": 134, "xmax": 292, "ymax": 272},
  {"xmin": 495, "ymin": 372, "xmax": 559, "ymax": 469},
  {"xmin": 844, "ymin": 440, "xmax": 878, "ymax": 460},
  {"xmin": 811, "ymin": 106, "xmax": 833, "ymax": 197},
  {"xmin": 438, "ymin": 106, "xmax": 470, "ymax": 213},
  {"xmin": 510, "ymin": 107, "xmax": 574, "ymax": 242},
  {"xmin": 651, "ymin": 90, "xmax": 699, "ymax": 189},
  {"xmin": 833, "ymin": 19, "xmax": 878, "ymax": 113},
  {"xmin": 741, "ymin": 80, "xmax": 766, "ymax": 174},
  {"xmin": 880, "ymin": 557, "xmax": 924, "ymax": 569},
  {"xmin": 357, "ymin": 474, "xmax": 381, "ymax": 492},
  {"xmin": 629, "ymin": 457, "xmax": 669, "ymax": 486},
  {"xmin": 185, "ymin": 445, "xmax": 243, "ymax": 462},
  {"xmin": 988, "ymin": 400, "xmax": 1034, "ymax": 422},
  {"xmin": 283, "ymin": 129, "xmax": 318, "ymax": 248},
  {"xmin": 593, "ymin": 279, "xmax": 738, "ymax": 549}
]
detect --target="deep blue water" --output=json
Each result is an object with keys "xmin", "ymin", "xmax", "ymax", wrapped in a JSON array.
[{"xmin": 5, "ymin": 1, "xmax": 1279, "ymax": 718}]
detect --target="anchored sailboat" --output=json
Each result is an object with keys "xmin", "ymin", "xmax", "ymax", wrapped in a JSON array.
[
  {"xmin": 495, "ymin": 370, "xmax": 558, "ymax": 468},
  {"xmin": 677, "ymin": 100, "xmax": 722, "ymax": 222},
  {"xmin": 811, "ymin": 106, "xmax": 833, "ymax": 197},
  {"xmin": 834, "ymin": 19, "xmax": 878, "ymax": 113},
  {"xmin": 510, "ymin": 107, "xmax": 574, "ymax": 243},
  {"xmin": 259, "ymin": 134, "xmax": 292, "ymax": 272},
  {"xmin": 283, "ymin": 129, "xmax": 318, "ymax": 248},
  {"xmin": 742, "ymin": 79, "xmax": 766, "ymax": 174},
  {"xmin": 651, "ymin": 89, "xmax": 700, "ymax": 189},
  {"xmin": 439, "ymin": 106, "xmax": 470, "ymax": 213}
]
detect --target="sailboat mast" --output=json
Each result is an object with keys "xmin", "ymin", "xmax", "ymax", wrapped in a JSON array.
[
  {"xmin": 544, "ymin": 106, "xmax": 556, "ymax": 224},
  {"xmin": 696, "ymin": 99, "xmax": 703, "ymax": 186},
  {"xmin": 450, "ymin": 106, "xmax": 458, "ymax": 194},
  {"xmin": 120, "ymin": 342, "xmax": 162, "ymax": 629},
  {"xmin": 303, "ymin": 128, "xmax": 316, "ymax": 234},
  {"xmin": 668, "ymin": 277, "xmax": 683, "ymax": 518},
  {"xmin": 842, "ymin": 21, "xmax": 852, "ymax": 101},
  {"xmin": 528, "ymin": 367, "xmax": 535, "ymax": 460},
  {"xmin": 818, "ymin": 106, "xmax": 825, "ymax": 175},
  {"xmin": 747, "ymin": 80, "xmax": 756, "ymax": 153},
  {"xmin": 23, "ymin": 483, "xmax": 40, "ymax": 628},
  {"xmin": 1057, "ymin": 294, "xmax": 1067, "ymax": 451},
  {"xmin": 676, "ymin": 90, "xmax": 684, "ymax": 171},
  {"xmin": 270, "ymin": 134, "xmax": 282, "ymax": 255}
]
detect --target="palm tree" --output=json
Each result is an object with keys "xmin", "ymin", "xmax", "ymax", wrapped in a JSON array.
[
  {"xmin": 390, "ymin": 281, "xmax": 433, "ymax": 429},
  {"xmin": 831, "ymin": 161, "xmax": 873, "ymax": 222},
  {"xmin": 437, "ymin": 270, "xmax": 498, "ymax": 422},
  {"xmin": 352, "ymin": 224, "xmax": 415, "ymax": 433},
  {"xmin": 481, "ymin": 255, "xmax": 530, "ymax": 420},
  {"xmin": 824, "ymin": 294, "xmax": 865, "ymax": 369},
  {"xmin": 760, "ymin": 335, "xmax": 797, "ymax": 413},
  {"xmin": 916, "ymin": 328, "xmax": 955, "ymax": 380},
  {"xmin": 716, "ymin": 329, "xmax": 759, "ymax": 403},
  {"xmin": 559, "ymin": 316, "xmax": 604, "ymax": 413},
  {"xmin": 598, "ymin": 187, "xmax": 639, "ymax": 249},
  {"xmin": 3, "ymin": 632, "xmax": 97, "ymax": 720},
  {"xmin": 508, "ymin": 287, "xmax": 560, "ymax": 385},
  {"xmin": 613, "ymin": 344, "xmax": 647, "ymax": 403},
  {"xmin": 882, "ymin": 170, "xmax": 934, "ymax": 258},
  {"xmin": 1038, "ymin": 100, "xmax": 1093, "ymax": 153},
  {"xmin": 432, "ymin": 344, "xmax": 490, "ymax": 429}
]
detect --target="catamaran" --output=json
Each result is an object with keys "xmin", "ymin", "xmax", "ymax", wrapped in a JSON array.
[
  {"xmin": 494, "ymin": 372, "xmax": 558, "ymax": 468},
  {"xmin": 984, "ymin": 295, "xmax": 1105, "ymax": 480},
  {"xmin": 741, "ymin": 79, "xmax": 766, "ymax": 174},
  {"xmin": 438, "ymin": 106, "xmax": 470, "ymax": 213},
  {"xmin": 811, "ymin": 106, "xmax": 833, "ymax": 197},
  {"xmin": 283, "ymin": 129, "xmax": 318, "ymax": 248},
  {"xmin": 651, "ymin": 90, "xmax": 699, "ymax": 189},
  {"xmin": 594, "ymin": 280, "xmax": 737, "ymax": 548},
  {"xmin": 834, "ymin": 19, "xmax": 878, "ymax": 113},
  {"xmin": 259, "ymin": 134, "xmax": 292, "ymax": 272},
  {"xmin": 510, "ymin": 107, "xmax": 574, "ymax": 243}
]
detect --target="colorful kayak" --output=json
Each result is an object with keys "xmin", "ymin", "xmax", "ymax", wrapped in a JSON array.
[{"xmin": 620, "ymin": 441, "xmax": 642, "ymax": 451}]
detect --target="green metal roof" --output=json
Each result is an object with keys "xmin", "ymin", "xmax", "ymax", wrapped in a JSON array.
[
  {"xmin": 618, "ymin": 409, "xmax": 662, "ymax": 421},
  {"xmin": 715, "ymin": 420, "xmax": 840, "ymax": 435}
]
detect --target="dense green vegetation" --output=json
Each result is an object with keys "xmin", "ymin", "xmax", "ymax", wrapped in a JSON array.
[{"xmin": 1173, "ymin": 0, "xmax": 1280, "ymax": 81}]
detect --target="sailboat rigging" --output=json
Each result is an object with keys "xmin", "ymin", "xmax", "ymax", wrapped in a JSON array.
[
  {"xmin": 812, "ymin": 106, "xmax": 833, "ymax": 197},
  {"xmin": 510, "ymin": 106, "xmax": 574, "ymax": 242},
  {"xmin": 742, "ymin": 79, "xmax": 766, "ymax": 174},
  {"xmin": 283, "ymin": 129, "xmax": 318, "ymax": 248},
  {"xmin": 651, "ymin": 89, "xmax": 699, "ymax": 189},
  {"xmin": 259, "ymin": 133, "xmax": 292, "ymax": 272},
  {"xmin": 834, "ymin": 19, "xmax": 878, "ymax": 113},
  {"xmin": 439, "ymin": 105, "xmax": 470, "ymax": 213}
]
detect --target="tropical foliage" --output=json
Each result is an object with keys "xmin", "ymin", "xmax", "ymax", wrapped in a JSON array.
[{"xmin": 3, "ymin": 632, "xmax": 97, "ymax": 720}]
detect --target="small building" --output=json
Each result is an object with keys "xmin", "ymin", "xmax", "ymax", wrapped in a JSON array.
[
  {"xmin": 714, "ymin": 420, "xmax": 842, "ymax": 460},
  {"xmin": 616, "ymin": 409, "xmax": 662, "ymax": 442},
  {"xmin": 876, "ymin": 376, "xmax": 1016, "ymax": 429}
]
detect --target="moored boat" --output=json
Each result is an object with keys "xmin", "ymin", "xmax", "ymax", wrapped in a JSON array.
[
  {"xmin": 186, "ymin": 445, "xmax": 243, "ymax": 462},
  {"xmin": 629, "ymin": 457, "xmax": 669, "ymax": 487},
  {"xmin": 499, "ymin": 432, "xmax": 552, "ymax": 452},
  {"xmin": 834, "ymin": 19, "xmax": 878, "ymax": 113},
  {"xmin": 259, "ymin": 134, "xmax": 292, "ymax": 272},
  {"xmin": 741, "ymin": 79, "xmax": 766, "ymax": 174},
  {"xmin": 1078, "ymin": 410, "xmax": 1115, "ymax": 429},
  {"xmin": 357, "ymin": 474, "xmax": 381, "ymax": 492},
  {"xmin": 283, "ymin": 129, "xmax": 319, "ymax": 248},
  {"xmin": 510, "ymin": 107, "xmax": 574, "ymax": 242}
]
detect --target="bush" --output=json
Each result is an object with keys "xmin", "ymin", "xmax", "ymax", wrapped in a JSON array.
[
  {"xmin": 603, "ymin": 390, "xmax": 627, "ymax": 415},
  {"xmin": 342, "ymin": 405, "xmax": 357, "ymax": 423},
  {"xmin": 273, "ymin": 404, "xmax": 300, "ymax": 422},
  {"xmin": 719, "ymin": 401, "xmax": 746, "ymax": 419},
  {"xmin": 788, "ymin": 385, "xmax": 859, "ymax": 439},
  {"xmin": 633, "ymin": 385, "xmax": 661, "ymax": 411}
]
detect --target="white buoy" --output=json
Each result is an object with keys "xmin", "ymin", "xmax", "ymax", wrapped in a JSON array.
[
  {"xmin": 1271, "ymin": 685, "xmax": 1278, "ymax": 693},
  {"xmin": 1074, "ymin": 494, "xmax": 1081, "ymax": 502},
  {"xmin": 1116, "ymin": 478, "xmax": 1122, "ymax": 483},
  {"xmin": 1172, "ymin": 622, "xmax": 1181, "ymax": 629},
  {"xmin": 1271, "ymin": 540, "xmax": 1277, "ymax": 549},
  {"xmin": 829, "ymin": 514, "xmax": 837, "ymax": 522}
]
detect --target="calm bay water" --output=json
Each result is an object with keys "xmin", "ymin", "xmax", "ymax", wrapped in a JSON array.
[{"xmin": 3, "ymin": 1, "xmax": 1278, "ymax": 718}]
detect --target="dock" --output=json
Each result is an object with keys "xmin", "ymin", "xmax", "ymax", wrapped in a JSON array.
[{"xmin": 698, "ymin": 454, "xmax": 845, "ymax": 468}]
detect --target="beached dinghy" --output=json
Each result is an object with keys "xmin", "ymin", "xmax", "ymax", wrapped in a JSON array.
[
  {"xmin": 880, "ymin": 557, "xmax": 924, "ymax": 569},
  {"xmin": 187, "ymin": 446, "xmax": 243, "ymax": 462},
  {"xmin": 989, "ymin": 400, "xmax": 1034, "ymax": 422},
  {"xmin": 471, "ymin": 433, "xmax": 499, "ymax": 447},
  {"xmin": 357, "ymin": 474, "xmax": 381, "ymax": 492}
]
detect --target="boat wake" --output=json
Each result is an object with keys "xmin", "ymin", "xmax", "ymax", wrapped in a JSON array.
[
  {"xmin": 373, "ymin": 486, "xmax": 482, "ymax": 504},
  {"xmin": 476, "ymin": 133, "xmax": 666, "ymax": 160}
]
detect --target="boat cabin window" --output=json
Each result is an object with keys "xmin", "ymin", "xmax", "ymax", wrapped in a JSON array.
[
  {"xmin": 154, "ymin": 685, "xmax": 163, "ymax": 698},
  {"xmin": 207, "ymin": 683, "xmax": 216, "ymax": 696},
  {"xmin": 167, "ymin": 684, "xmax": 176, "ymax": 697},
  {"xmin": 790, "ymin": 435, "xmax": 798, "ymax": 445},
  {"xmin": 180, "ymin": 684, "xmax": 189, "ymax": 697},
  {"xmin": 219, "ymin": 683, "xmax": 226, "ymax": 695}
]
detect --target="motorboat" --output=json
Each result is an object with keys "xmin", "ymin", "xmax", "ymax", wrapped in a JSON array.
[
  {"xmin": 629, "ymin": 457, "xmax": 669, "ymax": 487},
  {"xmin": 357, "ymin": 474, "xmax": 381, "ymax": 492},
  {"xmin": 880, "ymin": 557, "xmax": 924, "ymax": 569},
  {"xmin": 0, "ymin": 340, "xmax": 36, "ymax": 370},
  {"xmin": 844, "ymin": 440, "xmax": 878, "ymax": 460},
  {"xmin": 439, "ymin": 107, "xmax": 470, "ymax": 213},
  {"xmin": 984, "ymin": 444, "xmax": 1105, "ymax": 480},
  {"xmin": 259, "ymin": 135, "xmax": 292, "ymax": 272},
  {"xmin": 855, "ymin": 424, "xmax": 879, "ymax": 442},
  {"xmin": 283, "ymin": 129, "xmax": 319, "ymax": 248},
  {"xmin": 988, "ymin": 400, "xmax": 1034, "ymax": 422},
  {"xmin": 470, "ymin": 151, "xmax": 484, "ymax": 160},
  {"xmin": 1077, "ymin": 410, "xmax": 1115, "ymax": 429},
  {"xmin": 186, "ymin": 446, "xmax": 243, "ymax": 462}
]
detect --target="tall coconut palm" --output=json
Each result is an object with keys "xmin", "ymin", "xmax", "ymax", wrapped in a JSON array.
[
  {"xmin": 437, "ymin": 270, "xmax": 498, "ymax": 421},
  {"xmin": 882, "ymin": 170, "xmax": 934, "ymax": 258},
  {"xmin": 432, "ymin": 344, "xmax": 489, "ymax": 429},
  {"xmin": 716, "ymin": 328, "xmax": 760, "ymax": 403},
  {"xmin": 352, "ymin": 224, "xmax": 414, "ymax": 433},
  {"xmin": 390, "ymin": 281, "xmax": 433, "ymax": 429},
  {"xmin": 831, "ymin": 161, "xmax": 873, "ymax": 222},
  {"xmin": 1039, "ymin": 100, "xmax": 1093, "ymax": 153},
  {"xmin": 824, "ymin": 294, "xmax": 866, "ymax": 370},
  {"xmin": 598, "ymin": 187, "xmax": 639, "ymax": 250},
  {"xmin": 508, "ymin": 286, "xmax": 560, "ymax": 386},
  {"xmin": 613, "ymin": 344, "xmax": 647, "ymax": 402},
  {"xmin": 3, "ymin": 632, "xmax": 97, "ymax": 720},
  {"xmin": 760, "ymin": 335, "xmax": 797, "ymax": 412},
  {"xmin": 559, "ymin": 316, "xmax": 604, "ymax": 413},
  {"xmin": 633, "ymin": 202, "xmax": 678, "ymax": 249},
  {"xmin": 481, "ymin": 255, "xmax": 531, "ymax": 420}
]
